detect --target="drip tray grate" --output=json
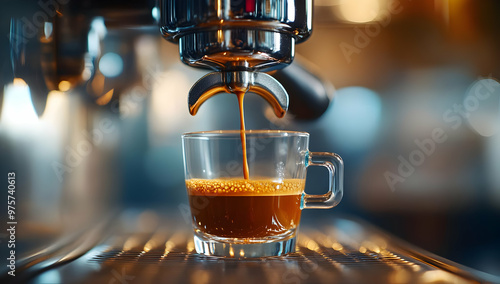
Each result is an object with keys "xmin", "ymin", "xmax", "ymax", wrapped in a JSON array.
[
  {"xmin": 84, "ymin": 240, "xmax": 434, "ymax": 284},
  {"xmin": 28, "ymin": 218, "xmax": 488, "ymax": 284},
  {"xmin": 89, "ymin": 244, "xmax": 420, "ymax": 270}
]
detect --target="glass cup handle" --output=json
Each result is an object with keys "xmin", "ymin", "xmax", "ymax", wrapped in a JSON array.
[{"xmin": 303, "ymin": 152, "xmax": 344, "ymax": 209}]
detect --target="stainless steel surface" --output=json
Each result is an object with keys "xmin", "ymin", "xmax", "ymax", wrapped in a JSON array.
[
  {"xmin": 20, "ymin": 216, "xmax": 500, "ymax": 284},
  {"xmin": 188, "ymin": 71, "xmax": 289, "ymax": 117},
  {"xmin": 177, "ymin": 29, "xmax": 294, "ymax": 72}
]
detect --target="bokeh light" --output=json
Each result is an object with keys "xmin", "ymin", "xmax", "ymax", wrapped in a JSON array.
[
  {"xmin": 321, "ymin": 86, "xmax": 382, "ymax": 152},
  {"xmin": 99, "ymin": 52, "xmax": 124, "ymax": 78},
  {"xmin": 1, "ymin": 79, "xmax": 38, "ymax": 128},
  {"xmin": 338, "ymin": 0, "xmax": 381, "ymax": 23}
]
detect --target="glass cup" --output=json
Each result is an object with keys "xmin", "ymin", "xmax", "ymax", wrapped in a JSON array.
[{"xmin": 182, "ymin": 130, "xmax": 344, "ymax": 257}]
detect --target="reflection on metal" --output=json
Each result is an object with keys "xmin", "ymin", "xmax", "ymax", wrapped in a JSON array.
[
  {"xmin": 187, "ymin": 241, "xmax": 195, "ymax": 253},
  {"xmin": 14, "ymin": 216, "xmax": 500, "ymax": 283},
  {"xmin": 188, "ymin": 71, "xmax": 289, "ymax": 118},
  {"xmin": 332, "ymin": 242, "xmax": 343, "ymax": 251},
  {"xmin": 18, "ymin": 216, "xmax": 491, "ymax": 284},
  {"xmin": 1, "ymin": 80, "xmax": 39, "ymax": 128},
  {"xmin": 123, "ymin": 236, "xmax": 142, "ymax": 252},
  {"xmin": 421, "ymin": 270, "xmax": 465, "ymax": 283},
  {"xmin": 298, "ymin": 235, "xmax": 321, "ymax": 252},
  {"xmin": 164, "ymin": 232, "xmax": 187, "ymax": 255}
]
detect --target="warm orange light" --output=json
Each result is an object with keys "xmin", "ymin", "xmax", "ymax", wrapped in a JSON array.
[
  {"xmin": 216, "ymin": 0, "xmax": 222, "ymax": 18},
  {"xmin": 306, "ymin": 240, "xmax": 320, "ymax": 251},
  {"xmin": 13, "ymin": 78, "xmax": 27, "ymax": 86},
  {"xmin": 143, "ymin": 242, "xmax": 153, "ymax": 253},
  {"xmin": 186, "ymin": 241, "xmax": 195, "ymax": 252},
  {"xmin": 165, "ymin": 240, "xmax": 175, "ymax": 252},
  {"xmin": 58, "ymin": 80, "xmax": 71, "ymax": 92},
  {"xmin": 123, "ymin": 236, "xmax": 140, "ymax": 251},
  {"xmin": 362, "ymin": 240, "xmax": 381, "ymax": 253},
  {"xmin": 339, "ymin": 0, "xmax": 381, "ymax": 23},
  {"xmin": 388, "ymin": 269, "xmax": 410, "ymax": 284},
  {"xmin": 332, "ymin": 242, "xmax": 343, "ymax": 251},
  {"xmin": 91, "ymin": 74, "xmax": 105, "ymax": 95},
  {"xmin": 96, "ymin": 89, "xmax": 114, "ymax": 105},
  {"xmin": 217, "ymin": 29, "xmax": 223, "ymax": 42}
]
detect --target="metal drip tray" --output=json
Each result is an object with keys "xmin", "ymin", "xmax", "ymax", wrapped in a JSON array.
[
  {"xmin": 89, "ymin": 245, "xmax": 418, "ymax": 270},
  {"xmin": 17, "ymin": 216, "xmax": 500, "ymax": 284},
  {"xmin": 86, "ymin": 245, "xmax": 422, "ymax": 284}
]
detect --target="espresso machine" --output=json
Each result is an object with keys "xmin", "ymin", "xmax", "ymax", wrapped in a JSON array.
[
  {"xmin": 160, "ymin": 0, "xmax": 311, "ymax": 118},
  {"xmin": 9, "ymin": 0, "xmax": 332, "ymax": 121}
]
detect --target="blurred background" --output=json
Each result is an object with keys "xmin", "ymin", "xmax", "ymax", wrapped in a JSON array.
[{"xmin": 0, "ymin": 0, "xmax": 499, "ymax": 278}]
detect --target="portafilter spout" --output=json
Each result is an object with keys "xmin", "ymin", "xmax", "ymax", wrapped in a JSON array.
[{"xmin": 188, "ymin": 71, "xmax": 289, "ymax": 118}]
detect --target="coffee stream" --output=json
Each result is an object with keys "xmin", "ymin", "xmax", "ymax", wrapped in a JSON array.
[
  {"xmin": 236, "ymin": 91, "xmax": 250, "ymax": 180},
  {"xmin": 187, "ymin": 93, "xmax": 304, "ymax": 239}
]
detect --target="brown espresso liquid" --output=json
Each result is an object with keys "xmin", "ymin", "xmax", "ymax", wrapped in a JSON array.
[
  {"xmin": 187, "ymin": 179, "xmax": 304, "ymax": 238},
  {"xmin": 236, "ymin": 91, "xmax": 250, "ymax": 179}
]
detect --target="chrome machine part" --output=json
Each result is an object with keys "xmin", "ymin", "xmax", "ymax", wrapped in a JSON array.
[
  {"xmin": 8, "ymin": 0, "xmax": 157, "ymax": 116},
  {"xmin": 160, "ymin": 0, "xmax": 312, "ymax": 72},
  {"xmin": 160, "ymin": 0, "xmax": 312, "ymax": 116},
  {"xmin": 188, "ymin": 71, "xmax": 289, "ymax": 118}
]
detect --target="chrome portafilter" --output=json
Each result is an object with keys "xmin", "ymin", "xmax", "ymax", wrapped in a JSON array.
[
  {"xmin": 188, "ymin": 71, "xmax": 289, "ymax": 118},
  {"xmin": 160, "ymin": 0, "xmax": 313, "ymax": 118}
]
